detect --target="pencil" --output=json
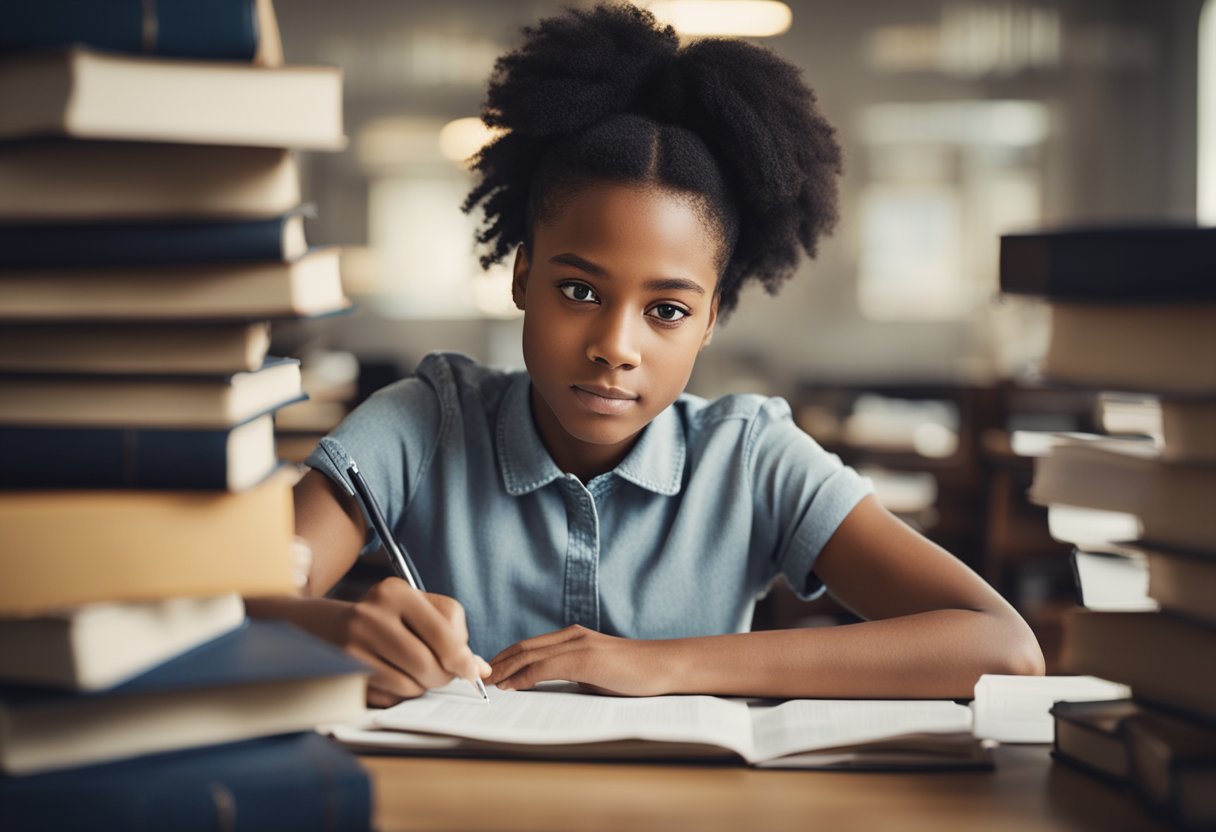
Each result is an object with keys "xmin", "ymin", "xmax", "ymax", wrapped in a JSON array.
[{"xmin": 340, "ymin": 454, "xmax": 489, "ymax": 702}]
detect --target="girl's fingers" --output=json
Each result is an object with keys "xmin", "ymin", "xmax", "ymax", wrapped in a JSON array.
[
  {"xmin": 363, "ymin": 579, "xmax": 484, "ymax": 686},
  {"xmin": 489, "ymin": 635, "xmax": 589, "ymax": 686},
  {"xmin": 496, "ymin": 652, "xmax": 584, "ymax": 691},
  {"xmin": 490, "ymin": 624, "xmax": 589, "ymax": 665},
  {"xmin": 349, "ymin": 597, "xmax": 453, "ymax": 690},
  {"xmin": 347, "ymin": 644, "xmax": 427, "ymax": 703}
]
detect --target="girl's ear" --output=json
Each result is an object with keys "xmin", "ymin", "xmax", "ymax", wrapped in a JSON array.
[
  {"xmin": 700, "ymin": 295, "xmax": 720, "ymax": 349},
  {"xmin": 511, "ymin": 245, "xmax": 530, "ymax": 310}
]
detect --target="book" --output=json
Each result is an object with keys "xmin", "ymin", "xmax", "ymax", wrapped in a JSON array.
[
  {"xmin": 276, "ymin": 432, "xmax": 323, "ymax": 465},
  {"xmin": 333, "ymin": 680, "xmax": 991, "ymax": 770},
  {"xmin": 0, "ymin": 732, "xmax": 371, "ymax": 832},
  {"xmin": 1058, "ymin": 539, "xmax": 1214, "ymax": 626},
  {"xmin": 1029, "ymin": 434, "xmax": 1216, "ymax": 553},
  {"xmin": 971, "ymin": 674, "xmax": 1129, "ymax": 744},
  {"xmin": 274, "ymin": 398, "xmax": 349, "ymax": 433},
  {"xmin": 0, "ymin": 322, "xmax": 271, "ymax": 375},
  {"xmin": 1124, "ymin": 706, "xmax": 1216, "ymax": 830},
  {"xmin": 0, "ymin": 472, "xmax": 296, "ymax": 615},
  {"xmin": 0, "ymin": 357, "xmax": 303, "ymax": 429},
  {"xmin": 1050, "ymin": 698, "xmax": 1144, "ymax": 782},
  {"xmin": 1046, "ymin": 504, "xmax": 1142, "ymax": 551},
  {"xmin": 999, "ymin": 225, "xmax": 1216, "ymax": 301},
  {"xmin": 0, "ymin": 247, "xmax": 349, "ymax": 322},
  {"xmin": 1063, "ymin": 610, "xmax": 1216, "ymax": 724},
  {"xmin": 1038, "ymin": 303, "xmax": 1216, "ymax": 395},
  {"xmin": 0, "ymin": 621, "xmax": 367, "ymax": 774},
  {"xmin": 1135, "ymin": 544, "xmax": 1216, "ymax": 627},
  {"xmin": 0, "ymin": 413, "xmax": 278, "ymax": 490},
  {"xmin": 0, "ymin": 212, "xmax": 307, "ymax": 269},
  {"xmin": 0, "ymin": 595, "xmax": 245, "ymax": 691},
  {"xmin": 1070, "ymin": 548, "xmax": 1155, "ymax": 612},
  {"xmin": 0, "ymin": 47, "xmax": 344, "ymax": 149},
  {"xmin": 0, "ymin": 0, "xmax": 283, "ymax": 65},
  {"xmin": 0, "ymin": 141, "xmax": 300, "ymax": 222},
  {"xmin": 1098, "ymin": 394, "xmax": 1216, "ymax": 463}
]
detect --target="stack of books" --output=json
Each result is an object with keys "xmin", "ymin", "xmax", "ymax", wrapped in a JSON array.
[
  {"xmin": 1000, "ymin": 224, "xmax": 1216, "ymax": 831},
  {"xmin": 0, "ymin": 2, "xmax": 371, "ymax": 828},
  {"xmin": 275, "ymin": 348, "xmax": 360, "ymax": 464}
]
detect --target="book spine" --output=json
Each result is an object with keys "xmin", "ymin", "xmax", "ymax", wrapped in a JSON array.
[
  {"xmin": 0, "ymin": 425, "xmax": 233, "ymax": 489},
  {"xmin": 0, "ymin": 733, "xmax": 371, "ymax": 832},
  {"xmin": 0, "ymin": 216, "xmax": 291, "ymax": 269},
  {"xmin": 0, "ymin": 0, "xmax": 258, "ymax": 61}
]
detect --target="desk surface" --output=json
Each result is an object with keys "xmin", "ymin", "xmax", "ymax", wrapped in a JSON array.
[{"xmin": 361, "ymin": 744, "xmax": 1166, "ymax": 832}]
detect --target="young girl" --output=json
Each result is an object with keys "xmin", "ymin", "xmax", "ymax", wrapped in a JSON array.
[{"xmin": 248, "ymin": 3, "xmax": 1044, "ymax": 706}]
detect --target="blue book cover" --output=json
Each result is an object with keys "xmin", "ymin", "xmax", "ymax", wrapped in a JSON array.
[
  {"xmin": 0, "ymin": 732, "xmax": 372, "ymax": 832},
  {"xmin": 0, "ymin": 620, "xmax": 365, "ymax": 707},
  {"xmin": 0, "ymin": 0, "xmax": 260, "ymax": 61},
  {"xmin": 0, "ymin": 356, "xmax": 305, "ymax": 431},
  {"xmin": 0, "ymin": 212, "xmax": 304, "ymax": 269},
  {"xmin": 0, "ymin": 621, "xmax": 370, "ymax": 775},
  {"xmin": 0, "ymin": 414, "xmax": 279, "ymax": 490}
]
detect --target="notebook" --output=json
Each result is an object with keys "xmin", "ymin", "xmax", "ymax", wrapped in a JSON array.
[{"xmin": 331, "ymin": 680, "xmax": 992, "ymax": 770}]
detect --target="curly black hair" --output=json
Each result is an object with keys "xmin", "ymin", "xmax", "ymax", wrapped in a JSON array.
[{"xmin": 462, "ymin": 2, "xmax": 842, "ymax": 317}]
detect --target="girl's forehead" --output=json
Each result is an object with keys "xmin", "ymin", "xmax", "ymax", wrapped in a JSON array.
[{"xmin": 533, "ymin": 182, "xmax": 722, "ymax": 277}]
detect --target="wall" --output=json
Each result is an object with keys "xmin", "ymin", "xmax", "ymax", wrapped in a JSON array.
[{"xmin": 275, "ymin": 0, "xmax": 1203, "ymax": 396}]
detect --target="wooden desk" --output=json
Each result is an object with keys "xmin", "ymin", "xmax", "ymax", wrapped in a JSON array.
[{"xmin": 361, "ymin": 744, "xmax": 1165, "ymax": 832}]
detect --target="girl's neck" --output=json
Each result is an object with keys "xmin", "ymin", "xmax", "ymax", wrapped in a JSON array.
[{"xmin": 528, "ymin": 385, "xmax": 638, "ymax": 483}]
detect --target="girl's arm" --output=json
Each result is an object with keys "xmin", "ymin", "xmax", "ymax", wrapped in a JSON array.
[
  {"xmin": 245, "ymin": 470, "xmax": 490, "ymax": 705},
  {"xmin": 487, "ymin": 495, "xmax": 1045, "ymax": 698}
]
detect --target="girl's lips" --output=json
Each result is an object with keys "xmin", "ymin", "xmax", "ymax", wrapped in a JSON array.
[{"xmin": 572, "ymin": 385, "xmax": 639, "ymax": 415}]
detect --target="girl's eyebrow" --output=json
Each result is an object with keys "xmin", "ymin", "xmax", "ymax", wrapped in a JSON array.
[{"xmin": 549, "ymin": 252, "xmax": 706, "ymax": 295}]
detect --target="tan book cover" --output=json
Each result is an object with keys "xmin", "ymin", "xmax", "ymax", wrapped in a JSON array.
[
  {"xmin": 1029, "ymin": 435, "xmax": 1216, "ymax": 554},
  {"xmin": 1063, "ymin": 610, "xmax": 1216, "ymax": 724},
  {"xmin": 0, "ymin": 472, "xmax": 296, "ymax": 615},
  {"xmin": 0, "ymin": 358, "xmax": 302, "ymax": 429},
  {"xmin": 0, "ymin": 141, "xmax": 300, "ymax": 222},
  {"xmin": 0, "ymin": 47, "xmax": 345, "ymax": 150},
  {"xmin": 0, "ymin": 322, "xmax": 271, "ymax": 375},
  {"xmin": 0, "ymin": 247, "xmax": 349, "ymax": 322},
  {"xmin": 1042, "ymin": 303, "xmax": 1216, "ymax": 395}
]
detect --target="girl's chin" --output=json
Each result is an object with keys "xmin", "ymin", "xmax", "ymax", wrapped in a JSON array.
[{"xmin": 555, "ymin": 414, "xmax": 645, "ymax": 448}]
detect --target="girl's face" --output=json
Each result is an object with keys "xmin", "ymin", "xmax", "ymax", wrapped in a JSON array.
[{"xmin": 512, "ymin": 181, "xmax": 720, "ymax": 480}]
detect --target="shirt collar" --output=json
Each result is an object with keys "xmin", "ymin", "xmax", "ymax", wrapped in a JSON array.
[{"xmin": 497, "ymin": 373, "xmax": 685, "ymax": 497}]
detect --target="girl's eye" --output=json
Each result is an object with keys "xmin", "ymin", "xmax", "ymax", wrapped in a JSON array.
[
  {"xmin": 559, "ymin": 282, "xmax": 599, "ymax": 303},
  {"xmin": 648, "ymin": 303, "xmax": 689, "ymax": 323}
]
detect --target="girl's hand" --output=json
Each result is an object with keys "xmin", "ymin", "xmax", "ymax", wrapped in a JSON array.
[
  {"xmin": 487, "ymin": 625, "xmax": 672, "ymax": 697},
  {"xmin": 338, "ymin": 578, "xmax": 491, "ymax": 707}
]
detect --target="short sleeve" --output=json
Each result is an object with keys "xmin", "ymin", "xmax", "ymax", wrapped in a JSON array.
[
  {"xmin": 304, "ymin": 375, "xmax": 444, "ymax": 556},
  {"xmin": 747, "ymin": 398, "xmax": 873, "ymax": 600}
]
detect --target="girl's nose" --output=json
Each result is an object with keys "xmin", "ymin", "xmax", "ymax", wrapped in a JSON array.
[{"xmin": 586, "ymin": 309, "xmax": 641, "ymax": 370}]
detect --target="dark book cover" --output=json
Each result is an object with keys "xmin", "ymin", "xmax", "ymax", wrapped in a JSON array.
[
  {"xmin": 0, "ymin": 732, "xmax": 372, "ymax": 832},
  {"xmin": 0, "ymin": 620, "xmax": 365, "ymax": 707},
  {"xmin": 0, "ymin": 418, "xmax": 280, "ymax": 490},
  {"xmin": 0, "ymin": 213, "xmax": 302, "ymax": 269},
  {"xmin": 0, "ymin": 354, "xmax": 299, "ymax": 383},
  {"xmin": 0, "ymin": 0, "xmax": 259, "ymax": 61},
  {"xmin": 1000, "ymin": 225, "xmax": 1216, "ymax": 301}
]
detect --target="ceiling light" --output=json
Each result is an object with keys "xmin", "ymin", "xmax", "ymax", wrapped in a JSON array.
[
  {"xmin": 644, "ymin": 1, "xmax": 792, "ymax": 38},
  {"xmin": 439, "ymin": 117, "xmax": 503, "ymax": 166}
]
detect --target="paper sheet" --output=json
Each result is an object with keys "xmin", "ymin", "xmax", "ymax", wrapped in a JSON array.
[
  {"xmin": 373, "ymin": 680, "xmax": 757, "ymax": 758},
  {"xmin": 749, "ymin": 698, "xmax": 973, "ymax": 761}
]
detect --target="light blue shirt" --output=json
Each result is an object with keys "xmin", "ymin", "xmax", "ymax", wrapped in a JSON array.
[{"xmin": 306, "ymin": 352, "xmax": 872, "ymax": 659}]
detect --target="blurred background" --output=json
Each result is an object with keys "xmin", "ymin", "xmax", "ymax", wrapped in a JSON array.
[{"xmin": 275, "ymin": 0, "xmax": 1212, "ymax": 669}]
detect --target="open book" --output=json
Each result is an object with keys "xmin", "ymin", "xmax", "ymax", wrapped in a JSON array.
[{"xmin": 330, "ymin": 681, "xmax": 991, "ymax": 770}]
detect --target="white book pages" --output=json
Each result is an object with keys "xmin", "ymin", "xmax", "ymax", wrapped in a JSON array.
[
  {"xmin": 971, "ymin": 674, "xmax": 1130, "ymax": 743},
  {"xmin": 370, "ymin": 681, "xmax": 978, "ymax": 765}
]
